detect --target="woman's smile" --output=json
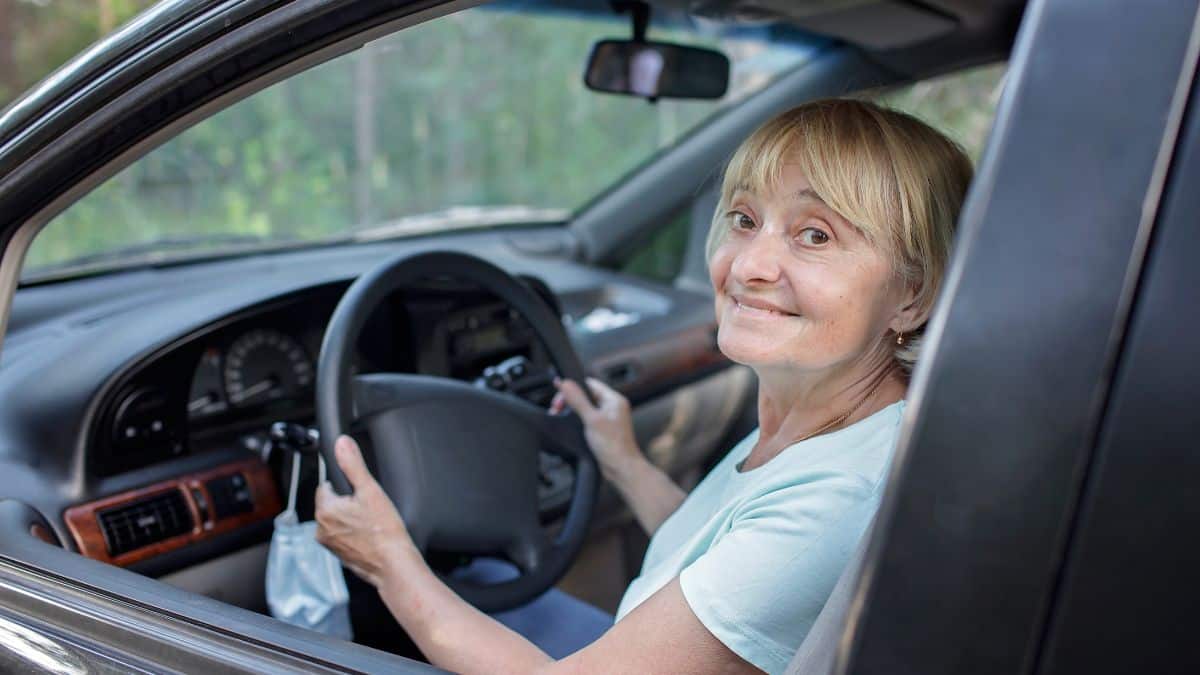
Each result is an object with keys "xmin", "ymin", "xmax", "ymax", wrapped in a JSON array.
[{"xmin": 730, "ymin": 294, "xmax": 799, "ymax": 319}]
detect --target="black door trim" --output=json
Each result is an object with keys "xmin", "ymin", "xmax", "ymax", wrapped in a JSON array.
[{"xmin": 840, "ymin": 1, "xmax": 1200, "ymax": 673}]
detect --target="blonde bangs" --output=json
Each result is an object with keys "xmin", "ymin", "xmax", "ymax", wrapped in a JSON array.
[{"xmin": 706, "ymin": 103, "xmax": 901, "ymax": 264}]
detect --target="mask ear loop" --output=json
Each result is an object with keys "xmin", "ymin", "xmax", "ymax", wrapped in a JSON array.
[{"xmin": 285, "ymin": 449, "xmax": 303, "ymax": 518}]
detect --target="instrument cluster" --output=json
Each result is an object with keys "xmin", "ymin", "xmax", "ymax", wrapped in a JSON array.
[
  {"xmin": 187, "ymin": 328, "xmax": 315, "ymax": 422},
  {"xmin": 92, "ymin": 280, "xmax": 556, "ymax": 476}
]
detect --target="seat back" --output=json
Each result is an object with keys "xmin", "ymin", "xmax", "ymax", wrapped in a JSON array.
[{"xmin": 785, "ymin": 518, "xmax": 875, "ymax": 674}]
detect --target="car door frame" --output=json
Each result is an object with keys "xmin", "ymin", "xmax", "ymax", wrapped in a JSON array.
[
  {"xmin": 1030, "ymin": 27, "xmax": 1200, "ymax": 673},
  {"xmin": 835, "ymin": 1, "xmax": 1200, "ymax": 673}
]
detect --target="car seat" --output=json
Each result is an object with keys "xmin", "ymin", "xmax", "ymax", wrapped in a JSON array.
[{"xmin": 785, "ymin": 518, "xmax": 875, "ymax": 674}]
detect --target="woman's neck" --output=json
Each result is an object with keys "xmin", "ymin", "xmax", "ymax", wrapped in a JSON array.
[{"xmin": 745, "ymin": 347, "xmax": 906, "ymax": 470}]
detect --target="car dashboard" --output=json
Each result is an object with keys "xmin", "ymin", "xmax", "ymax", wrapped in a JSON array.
[{"xmin": 63, "ymin": 278, "xmax": 564, "ymax": 569}]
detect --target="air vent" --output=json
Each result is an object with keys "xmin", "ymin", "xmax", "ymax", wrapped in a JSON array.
[{"xmin": 96, "ymin": 489, "xmax": 194, "ymax": 557}]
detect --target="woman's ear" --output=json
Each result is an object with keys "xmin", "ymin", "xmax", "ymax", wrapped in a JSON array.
[{"xmin": 888, "ymin": 282, "xmax": 928, "ymax": 335}]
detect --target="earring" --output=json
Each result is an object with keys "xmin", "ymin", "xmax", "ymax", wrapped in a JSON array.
[{"xmin": 896, "ymin": 332, "xmax": 904, "ymax": 346}]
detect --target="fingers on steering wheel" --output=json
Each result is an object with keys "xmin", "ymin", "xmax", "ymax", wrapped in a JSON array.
[
  {"xmin": 583, "ymin": 376, "xmax": 618, "ymax": 401},
  {"xmin": 553, "ymin": 377, "xmax": 597, "ymax": 418},
  {"xmin": 549, "ymin": 390, "xmax": 566, "ymax": 414}
]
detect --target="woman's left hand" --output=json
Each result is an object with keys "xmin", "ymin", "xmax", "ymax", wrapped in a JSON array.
[{"xmin": 314, "ymin": 435, "xmax": 421, "ymax": 588}]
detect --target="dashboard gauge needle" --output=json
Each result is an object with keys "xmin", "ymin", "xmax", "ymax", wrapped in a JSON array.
[
  {"xmin": 187, "ymin": 394, "xmax": 214, "ymax": 412},
  {"xmin": 231, "ymin": 378, "xmax": 276, "ymax": 403}
]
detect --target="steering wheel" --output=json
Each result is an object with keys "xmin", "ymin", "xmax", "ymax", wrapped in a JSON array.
[{"xmin": 315, "ymin": 251, "xmax": 599, "ymax": 612}]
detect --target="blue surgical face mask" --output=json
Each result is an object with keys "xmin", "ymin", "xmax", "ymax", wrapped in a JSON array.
[{"xmin": 266, "ymin": 451, "xmax": 353, "ymax": 640}]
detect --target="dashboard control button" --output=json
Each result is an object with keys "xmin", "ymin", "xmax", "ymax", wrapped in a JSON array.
[{"xmin": 206, "ymin": 473, "xmax": 255, "ymax": 519}]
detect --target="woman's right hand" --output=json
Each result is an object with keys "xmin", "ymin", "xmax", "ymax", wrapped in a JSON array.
[{"xmin": 551, "ymin": 376, "xmax": 643, "ymax": 482}]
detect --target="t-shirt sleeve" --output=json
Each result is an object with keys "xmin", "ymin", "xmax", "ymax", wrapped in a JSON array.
[{"xmin": 678, "ymin": 474, "xmax": 880, "ymax": 674}]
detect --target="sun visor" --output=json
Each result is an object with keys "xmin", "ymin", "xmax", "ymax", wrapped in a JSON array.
[{"xmin": 688, "ymin": 0, "xmax": 959, "ymax": 50}]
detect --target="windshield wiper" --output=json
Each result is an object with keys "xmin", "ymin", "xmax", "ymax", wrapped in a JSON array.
[{"xmin": 345, "ymin": 205, "xmax": 569, "ymax": 242}]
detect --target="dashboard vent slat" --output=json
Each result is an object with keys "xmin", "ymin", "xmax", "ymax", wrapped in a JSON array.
[{"xmin": 96, "ymin": 489, "xmax": 193, "ymax": 557}]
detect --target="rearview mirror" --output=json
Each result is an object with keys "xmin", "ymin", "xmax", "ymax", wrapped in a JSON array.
[{"xmin": 584, "ymin": 40, "xmax": 730, "ymax": 100}]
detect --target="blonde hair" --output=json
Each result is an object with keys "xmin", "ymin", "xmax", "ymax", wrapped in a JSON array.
[{"xmin": 705, "ymin": 98, "xmax": 973, "ymax": 371}]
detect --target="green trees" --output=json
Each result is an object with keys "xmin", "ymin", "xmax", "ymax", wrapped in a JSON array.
[
  {"xmin": 877, "ymin": 63, "xmax": 1007, "ymax": 163},
  {"xmin": 0, "ymin": 0, "xmax": 156, "ymax": 106}
]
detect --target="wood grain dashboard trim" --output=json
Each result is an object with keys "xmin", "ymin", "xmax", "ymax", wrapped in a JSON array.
[
  {"xmin": 63, "ymin": 458, "xmax": 281, "ymax": 567},
  {"xmin": 591, "ymin": 322, "xmax": 728, "ymax": 401}
]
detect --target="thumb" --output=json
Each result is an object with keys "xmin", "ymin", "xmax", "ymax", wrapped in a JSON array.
[{"xmin": 334, "ymin": 435, "xmax": 375, "ymax": 492}]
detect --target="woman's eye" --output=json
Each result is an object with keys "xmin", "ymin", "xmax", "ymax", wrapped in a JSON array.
[
  {"xmin": 729, "ymin": 211, "xmax": 756, "ymax": 230},
  {"xmin": 799, "ymin": 228, "xmax": 830, "ymax": 246}
]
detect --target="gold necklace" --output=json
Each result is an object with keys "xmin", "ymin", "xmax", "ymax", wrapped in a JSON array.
[{"xmin": 737, "ymin": 365, "xmax": 894, "ymax": 472}]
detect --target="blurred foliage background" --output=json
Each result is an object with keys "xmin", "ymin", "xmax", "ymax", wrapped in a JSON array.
[
  {"xmin": 876, "ymin": 63, "xmax": 1006, "ymax": 162},
  {"xmin": 0, "ymin": 0, "xmax": 157, "ymax": 105},
  {"xmin": 2, "ymin": 1, "xmax": 1004, "ymax": 278}
]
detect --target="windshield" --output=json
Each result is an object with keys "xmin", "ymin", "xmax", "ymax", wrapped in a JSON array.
[{"xmin": 23, "ymin": 4, "xmax": 815, "ymax": 281}]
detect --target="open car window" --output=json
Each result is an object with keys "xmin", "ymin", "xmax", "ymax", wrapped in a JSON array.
[
  {"xmin": 875, "ymin": 62, "xmax": 1007, "ymax": 161},
  {"xmin": 22, "ymin": 4, "xmax": 816, "ymax": 282}
]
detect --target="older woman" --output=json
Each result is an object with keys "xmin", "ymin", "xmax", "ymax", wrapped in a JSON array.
[{"xmin": 314, "ymin": 98, "xmax": 973, "ymax": 674}]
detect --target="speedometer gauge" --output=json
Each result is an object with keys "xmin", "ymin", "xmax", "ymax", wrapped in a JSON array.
[
  {"xmin": 222, "ymin": 329, "xmax": 313, "ymax": 407},
  {"xmin": 188, "ymin": 347, "xmax": 228, "ymax": 418}
]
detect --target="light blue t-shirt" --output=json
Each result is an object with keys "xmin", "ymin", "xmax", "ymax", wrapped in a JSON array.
[{"xmin": 614, "ymin": 400, "xmax": 905, "ymax": 674}]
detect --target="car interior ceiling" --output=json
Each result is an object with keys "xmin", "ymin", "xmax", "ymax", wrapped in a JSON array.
[{"xmin": 0, "ymin": 0, "xmax": 1030, "ymax": 667}]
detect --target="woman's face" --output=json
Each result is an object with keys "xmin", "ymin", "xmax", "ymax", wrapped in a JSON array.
[{"xmin": 710, "ymin": 163, "xmax": 913, "ymax": 376}]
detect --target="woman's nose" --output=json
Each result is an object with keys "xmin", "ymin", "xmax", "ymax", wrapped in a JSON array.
[{"xmin": 730, "ymin": 229, "xmax": 784, "ymax": 285}]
